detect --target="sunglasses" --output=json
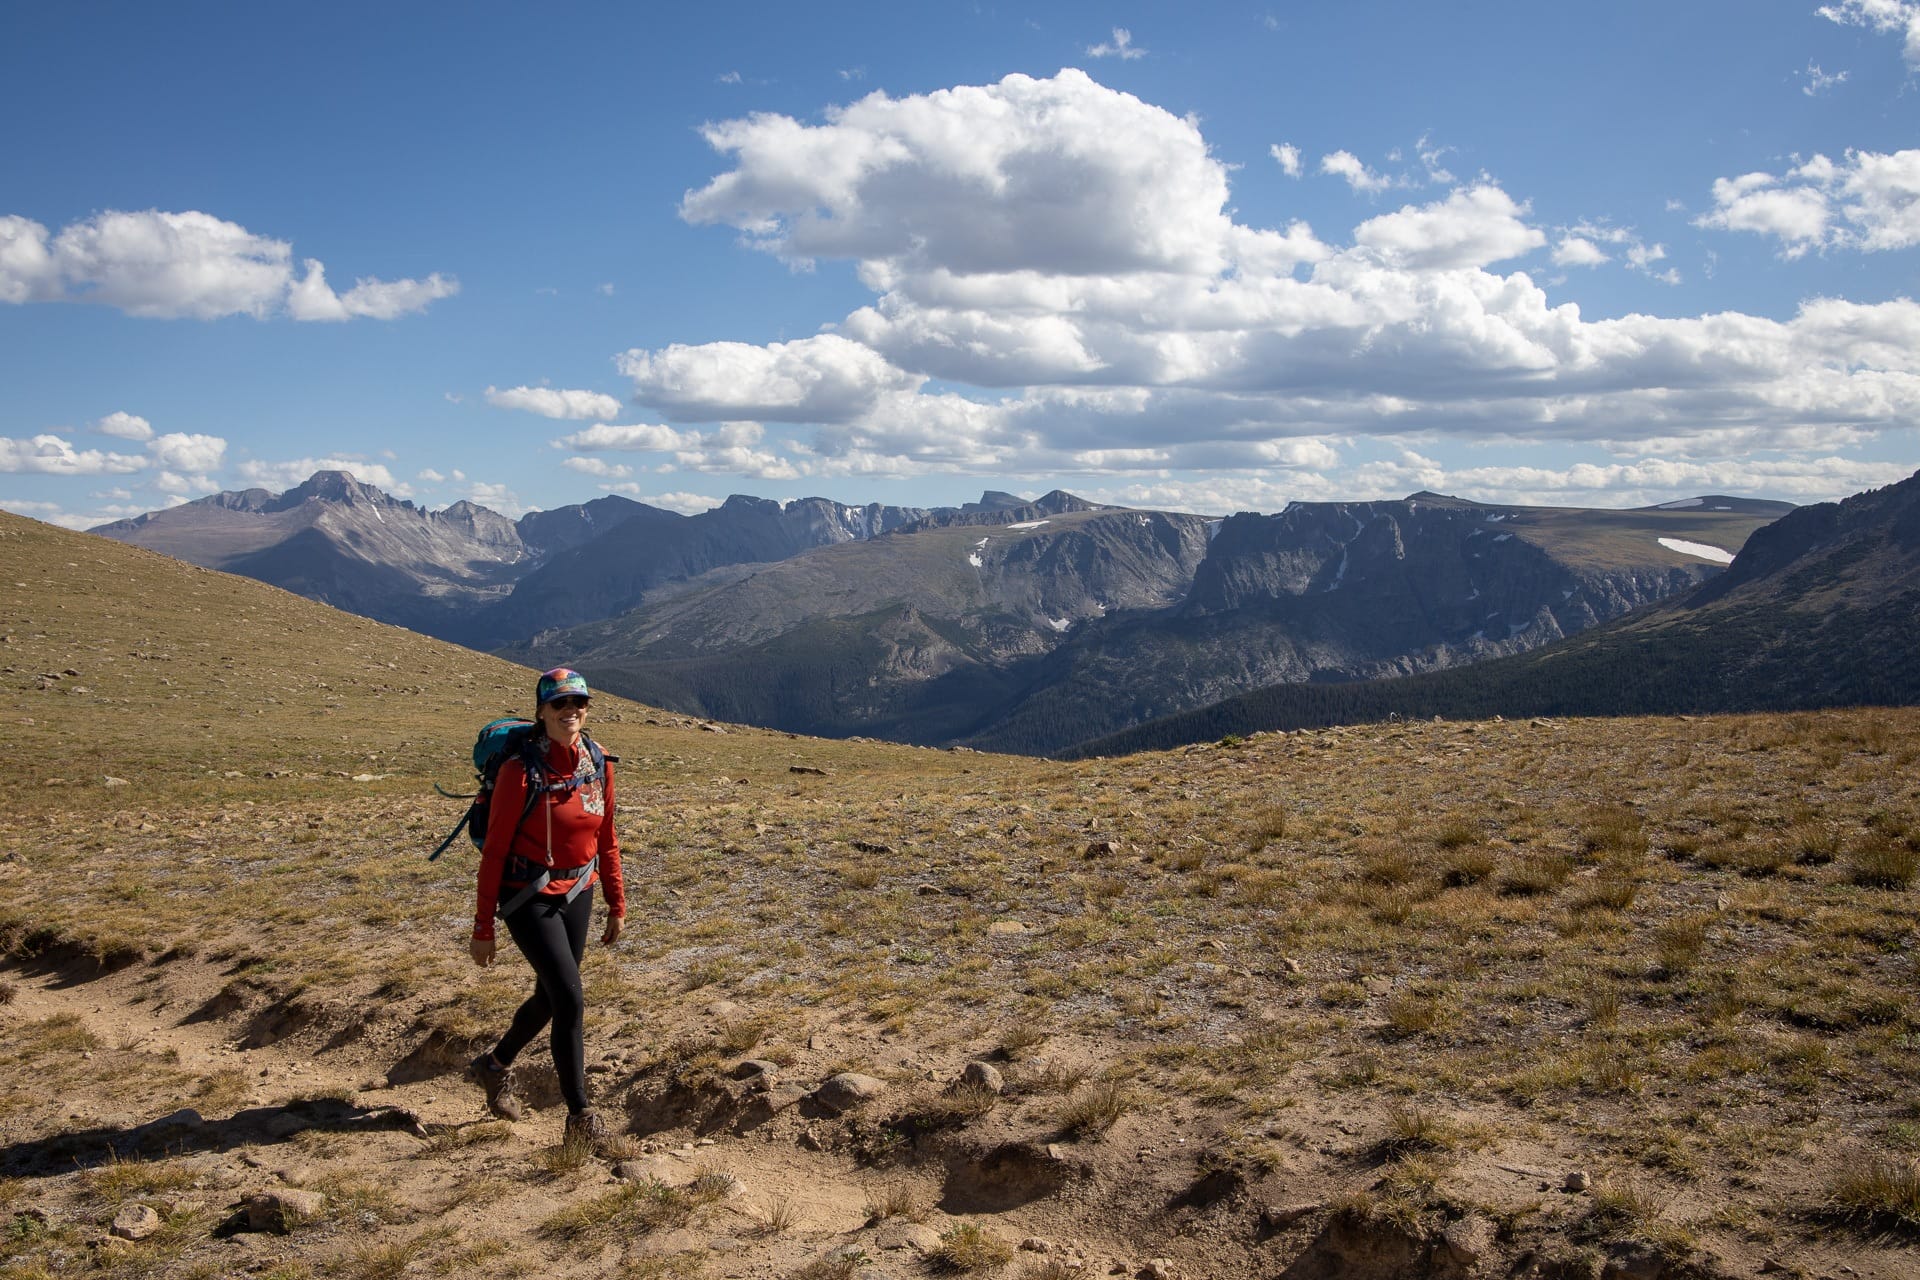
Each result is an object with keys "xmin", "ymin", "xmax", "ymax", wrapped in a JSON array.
[{"xmin": 547, "ymin": 696, "xmax": 590, "ymax": 711}]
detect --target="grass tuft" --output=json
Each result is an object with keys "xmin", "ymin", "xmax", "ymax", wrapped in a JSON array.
[
  {"xmin": 1056, "ymin": 1079, "xmax": 1138, "ymax": 1139},
  {"xmin": 1848, "ymin": 835, "xmax": 1918, "ymax": 889},
  {"xmin": 931, "ymin": 1222, "xmax": 1014, "ymax": 1273},
  {"xmin": 1826, "ymin": 1157, "xmax": 1920, "ymax": 1236}
]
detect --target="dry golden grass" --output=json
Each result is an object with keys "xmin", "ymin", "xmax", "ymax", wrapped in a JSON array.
[{"xmin": 4, "ymin": 509, "xmax": 1920, "ymax": 1275}]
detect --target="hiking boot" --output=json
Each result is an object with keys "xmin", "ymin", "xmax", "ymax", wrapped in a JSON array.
[
  {"xmin": 467, "ymin": 1053, "xmax": 524, "ymax": 1121},
  {"xmin": 564, "ymin": 1108, "xmax": 636, "ymax": 1159}
]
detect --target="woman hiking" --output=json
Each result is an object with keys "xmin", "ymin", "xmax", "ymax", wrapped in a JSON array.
[{"xmin": 467, "ymin": 666, "xmax": 628, "ymax": 1154}]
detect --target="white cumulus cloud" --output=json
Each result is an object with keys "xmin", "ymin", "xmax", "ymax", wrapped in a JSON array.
[
  {"xmin": 588, "ymin": 70, "xmax": 1920, "ymax": 492},
  {"xmin": 618, "ymin": 334, "xmax": 917, "ymax": 422},
  {"xmin": 1553, "ymin": 236, "xmax": 1610, "ymax": 267},
  {"xmin": 1321, "ymin": 150, "xmax": 1396, "ymax": 195},
  {"xmin": 486, "ymin": 385, "xmax": 626, "ymax": 420},
  {"xmin": 608, "ymin": 490, "xmax": 722, "ymax": 514},
  {"xmin": 93, "ymin": 411, "xmax": 153, "ymax": 441},
  {"xmin": 0, "ymin": 434, "xmax": 146, "ymax": 475},
  {"xmin": 0, "ymin": 209, "xmax": 456, "ymax": 321},
  {"xmin": 235, "ymin": 459, "xmax": 401, "ymax": 491},
  {"xmin": 1271, "ymin": 143, "xmax": 1303, "ymax": 178},
  {"xmin": 1351, "ymin": 185, "xmax": 1546, "ymax": 270},
  {"xmin": 287, "ymin": 259, "xmax": 459, "ymax": 321},
  {"xmin": 680, "ymin": 70, "xmax": 1237, "ymax": 278},
  {"xmin": 147, "ymin": 432, "xmax": 227, "ymax": 473},
  {"xmin": 1697, "ymin": 150, "xmax": 1920, "ymax": 256},
  {"xmin": 561, "ymin": 456, "xmax": 634, "ymax": 479},
  {"xmin": 1087, "ymin": 27, "xmax": 1146, "ymax": 59},
  {"xmin": 554, "ymin": 422, "xmax": 700, "ymax": 452},
  {"xmin": 1819, "ymin": 0, "xmax": 1920, "ymax": 65}
]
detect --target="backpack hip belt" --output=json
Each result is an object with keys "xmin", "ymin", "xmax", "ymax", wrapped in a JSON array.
[{"xmin": 496, "ymin": 853, "xmax": 598, "ymax": 920}]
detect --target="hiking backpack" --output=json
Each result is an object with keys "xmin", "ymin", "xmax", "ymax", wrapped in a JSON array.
[{"xmin": 430, "ymin": 718, "xmax": 617, "ymax": 916}]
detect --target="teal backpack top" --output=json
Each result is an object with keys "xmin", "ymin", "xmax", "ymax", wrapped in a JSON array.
[{"xmin": 430, "ymin": 718, "xmax": 612, "ymax": 861}]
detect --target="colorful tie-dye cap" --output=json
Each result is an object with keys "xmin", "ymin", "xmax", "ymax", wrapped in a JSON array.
[{"xmin": 536, "ymin": 666, "xmax": 591, "ymax": 705}]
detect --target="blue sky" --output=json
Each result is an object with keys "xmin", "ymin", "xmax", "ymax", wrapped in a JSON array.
[{"xmin": 3, "ymin": 1, "xmax": 1918, "ymax": 527}]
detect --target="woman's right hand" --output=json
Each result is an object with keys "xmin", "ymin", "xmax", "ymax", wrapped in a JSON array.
[{"xmin": 470, "ymin": 937, "xmax": 496, "ymax": 967}]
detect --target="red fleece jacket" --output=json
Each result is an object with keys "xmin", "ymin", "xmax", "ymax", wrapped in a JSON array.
[{"xmin": 471, "ymin": 737, "xmax": 625, "ymax": 941}]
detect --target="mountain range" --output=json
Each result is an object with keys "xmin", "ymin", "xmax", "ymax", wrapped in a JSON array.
[
  {"xmin": 1070, "ymin": 468, "xmax": 1920, "ymax": 757},
  {"xmin": 92, "ymin": 471, "xmax": 1795, "ymax": 754}
]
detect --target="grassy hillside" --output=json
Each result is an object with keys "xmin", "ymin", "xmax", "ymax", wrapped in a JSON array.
[{"xmin": 2, "ymin": 509, "xmax": 1918, "ymax": 1280}]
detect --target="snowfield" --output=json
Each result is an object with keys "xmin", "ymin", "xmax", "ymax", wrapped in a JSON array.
[{"xmin": 1658, "ymin": 537, "xmax": 1735, "ymax": 564}]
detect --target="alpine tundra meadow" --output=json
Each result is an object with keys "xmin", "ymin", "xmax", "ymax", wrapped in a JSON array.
[{"xmin": 4, "ymin": 5, "xmax": 1920, "ymax": 1279}]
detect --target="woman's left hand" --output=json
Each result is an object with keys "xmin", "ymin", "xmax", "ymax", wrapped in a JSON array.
[{"xmin": 602, "ymin": 913, "xmax": 625, "ymax": 946}]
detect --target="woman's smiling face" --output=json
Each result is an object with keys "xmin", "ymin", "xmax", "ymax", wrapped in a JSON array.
[{"xmin": 539, "ymin": 695, "xmax": 589, "ymax": 740}]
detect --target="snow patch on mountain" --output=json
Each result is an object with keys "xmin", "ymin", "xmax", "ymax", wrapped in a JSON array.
[{"xmin": 1658, "ymin": 537, "xmax": 1735, "ymax": 564}]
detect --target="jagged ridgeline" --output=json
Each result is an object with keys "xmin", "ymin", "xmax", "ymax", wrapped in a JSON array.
[
  {"xmin": 92, "ymin": 471, "xmax": 1794, "ymax": 755},
  {"xmin": 507, "ymin": 492, "xmax": 1786, "ymax": 755},
  {"xmin": 1071, "ymin": 469, "xmax": 1920, "ymax": 757}
]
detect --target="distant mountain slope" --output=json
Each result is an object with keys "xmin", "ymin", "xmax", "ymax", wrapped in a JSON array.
[
  {"xmin": 504, "ymin": 495, "xmax": 1216, "ymax": 742},
  {"xmin": 515, "ymin": 491, "xmax": 1782, "ymax": 753},
  {"xmin": 91, "ymin": 471, "xmax": 655, "ymax": 643},
  {"xmin": 467, "ymin": 493, "xmax": 936, "ymax": 649},
  {"xmin": 960, "ymin": 495, "xmax": 1781, "ymax": 753},
  {"xmin": 89, "ymin": 473, "xmax": 944, "ymax": 649},
  {"xmin": 1068, "ymin": 471, "xmax": 1920, "ymax": 757}
]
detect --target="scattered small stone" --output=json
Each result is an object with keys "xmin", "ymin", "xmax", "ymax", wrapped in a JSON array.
[
  {"xmin": 789, "ymin": 765, "xmax": 829, "ymax": 776},
  {"xmin": 243, "ymin": 1189, "xmax": 324, "ymax": 1233},
  {"xmin": 851, "ymin": 839, "xmax": 893, "ymax": 854},
  {"xmin": 1260, "ymin": 1203, "xmax": 1321, "ymax": 1231},
  {"xmin": 732, "ymin": 1059, "xmax": 779, "ymax": 1081},
  {"xmin": 1085, "ymin": 839, "xmax": 1121, "ymax": 858},
  {"xmin": 1439, "ymin": 1214, "xmax": 1496, "ymax": 1268},
  {"xmin": 103, "ymin": 777, "xmax": 128, "ymax": 787},
  {"xmin": 876, "ymin": 1221, "xmax": 943, "ymax": 1253},
  {"xmin": 1019, "ymin": 1237, "xmax": 1051, "ymax": 1253},
  {"xmin": 699, "ymin": 722, "xmax": 727, "ymax": 734},
  {"xmin": 131, "ymin": 1108, "xmax": 206, "ymax": 1146},
  {"xmin": 272, "ymin": 1165, "xmax": 315, "ymax": 1188},
  {"xmin": 814, "ymin": 1072, "xmax": 887, "ymax": 1114},
  {"xmin": 987, "ymin": 920, "xmax": 1026, "ymax": 935},
  {"xmin": 1564, "ymin": 1170, "xmax": 1592, "ymax": 1193},
  {"xmin": 961, "ymin": 1061, "xmax": 1005, "ymax": 1094},
  {"xmin": 613, "ymin": 1157, "xmax": 678, "ymax": 1182},
  {"xmin": 109, "ymin": 1203, "xmax": 161, "ymax": 1241},
  {"xmin": 798, "ymin": 1127, "xmax": 827, "ymax": 1151},
  {"xmin": 1143, "ymin": 1259, "xmax": 1175, "ymax": 1280}
]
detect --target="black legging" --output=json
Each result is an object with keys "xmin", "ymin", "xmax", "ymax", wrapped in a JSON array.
[{"xmin": 493, "ymin": 891, "xmax": 592, "ymax": 1114}]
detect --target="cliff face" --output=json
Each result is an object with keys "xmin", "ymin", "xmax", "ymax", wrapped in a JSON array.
[
  {"xmin": 514, "ymin": 493, "xmax": 1766, "ymax": 755},
  {"xmin": 958, "ymin": 498, "xmax": 1740, "ymax": 755},
  {"xmin": 1186, "ymin": 500, "xmax": 1709, "ymax": 652},
  {"xmin": 1069, "ymin": 471, "xmax": 1920, "ymax": 759},
  {"xmin": 466, "ymin": 494, "xmax": 937, "ymax": 649},
  {"xmin": 505, "ymin": 503, "xmax": 1221, "ymax": 743}
]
